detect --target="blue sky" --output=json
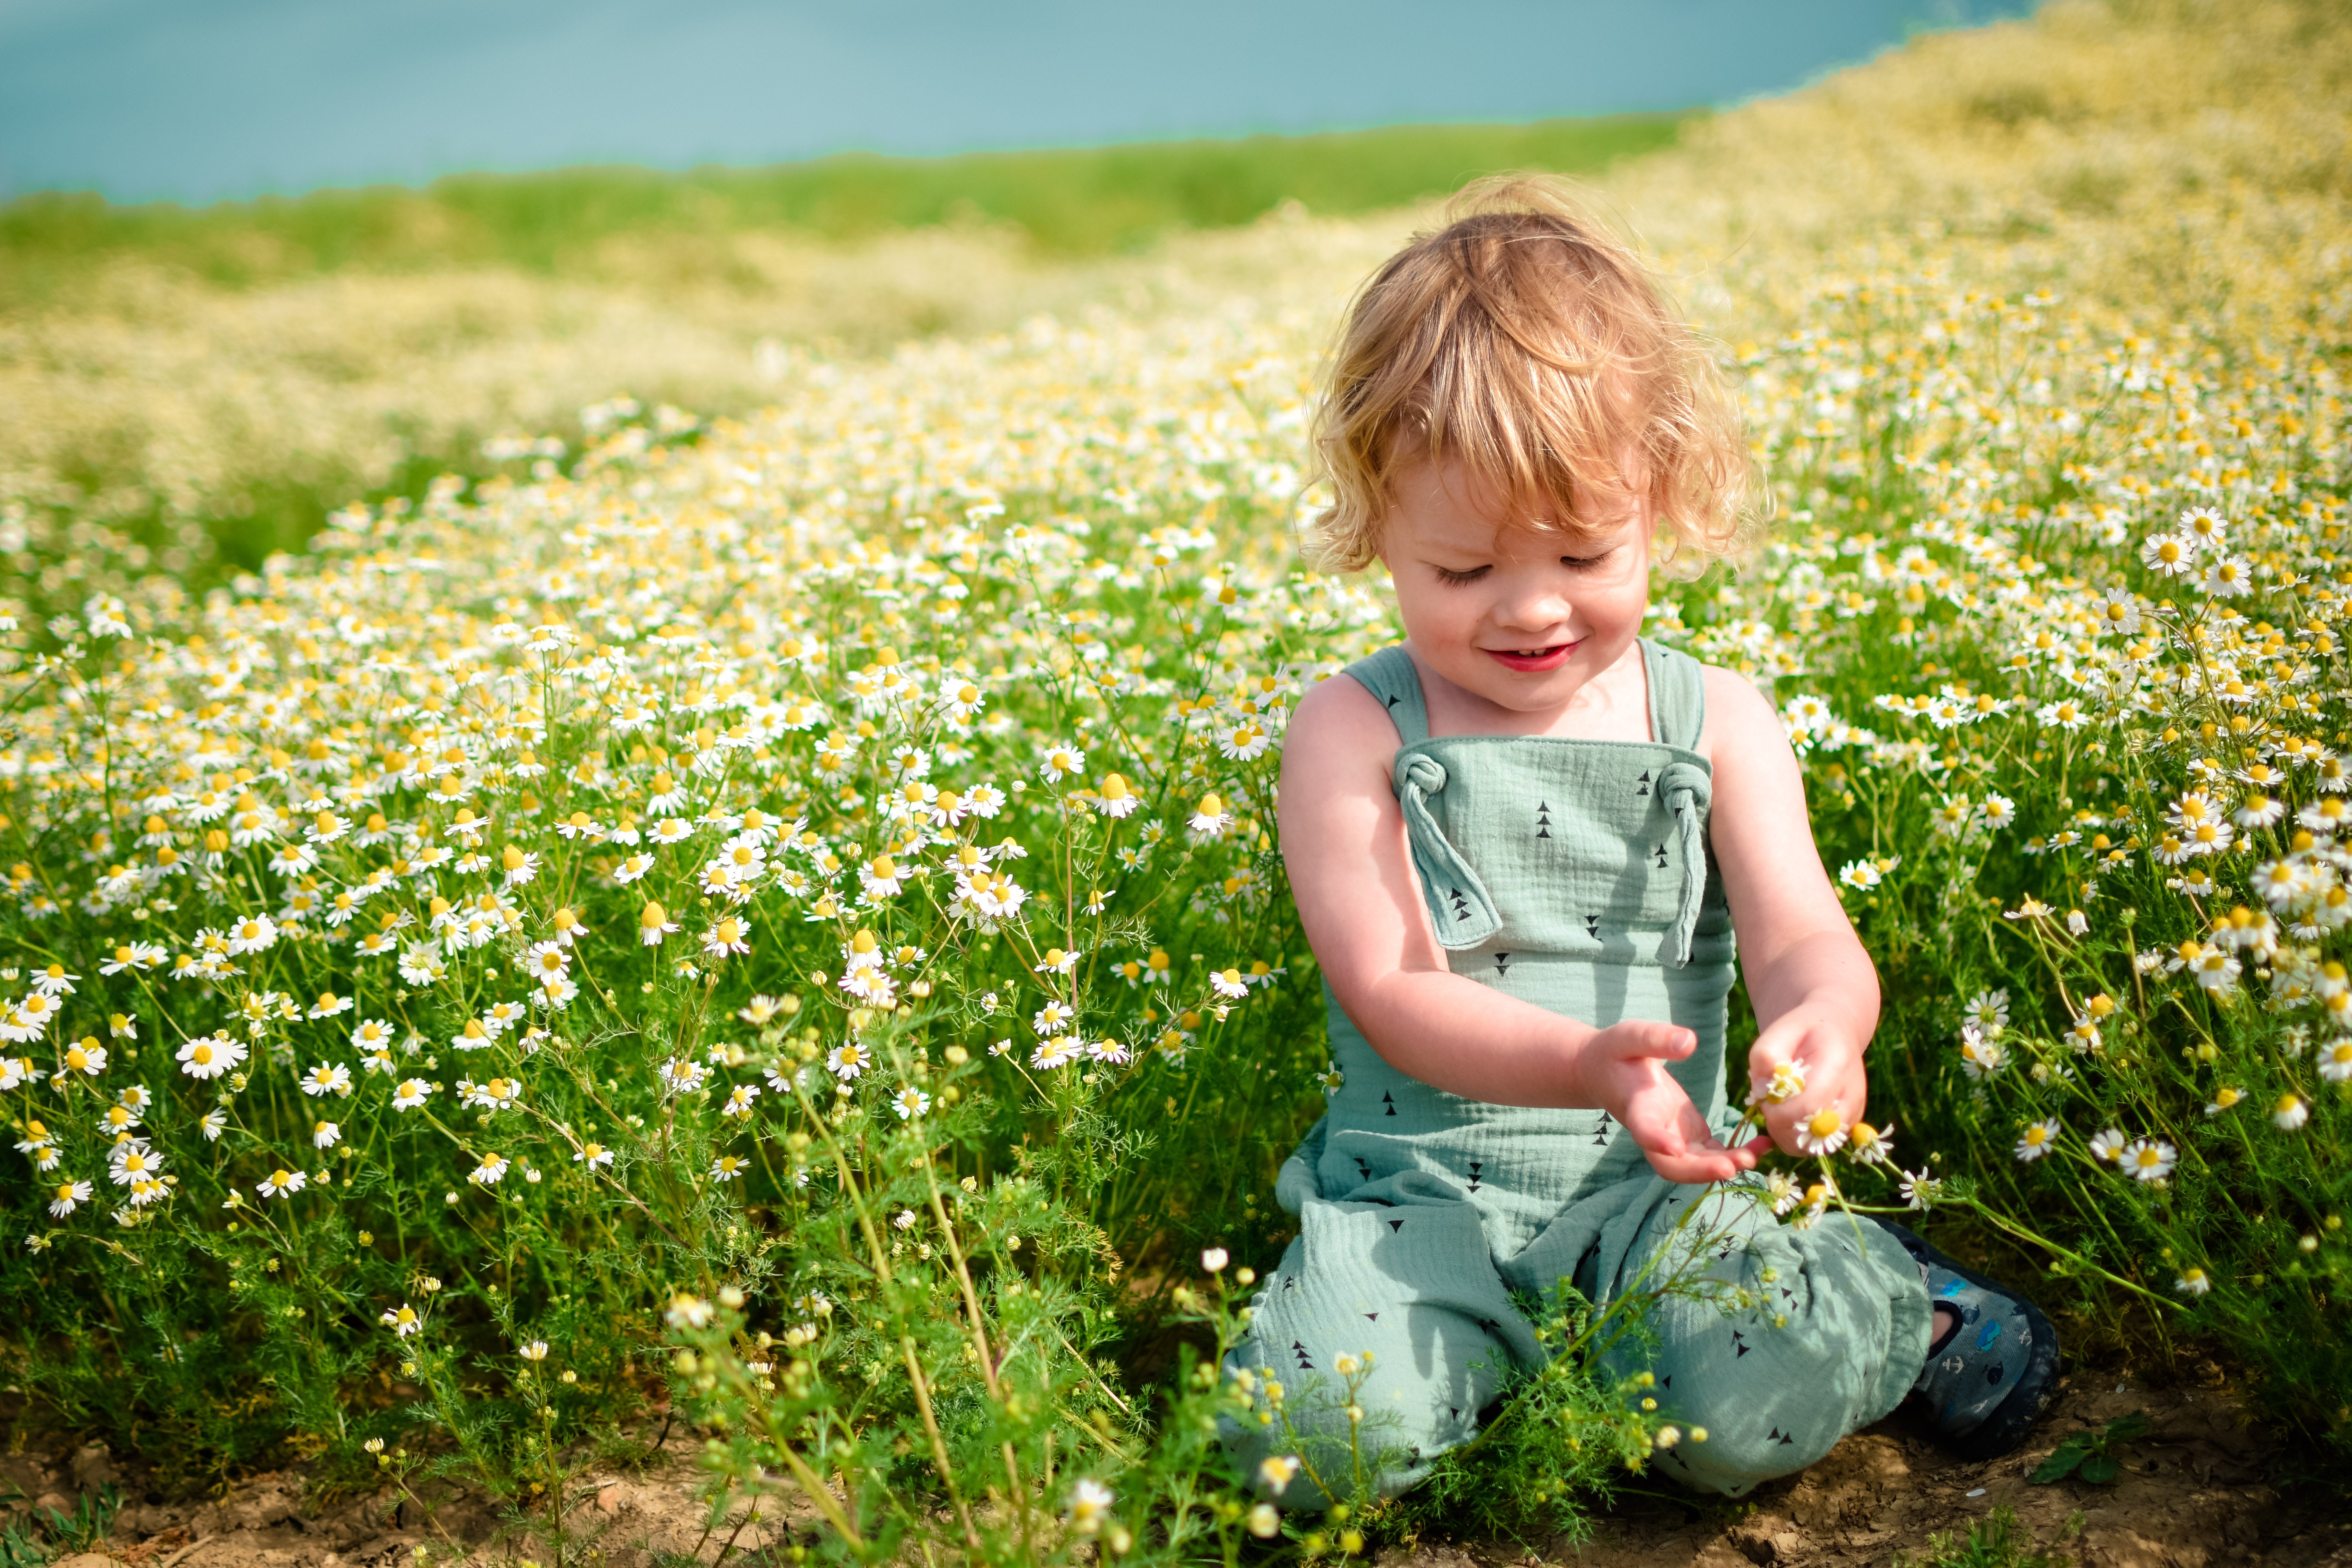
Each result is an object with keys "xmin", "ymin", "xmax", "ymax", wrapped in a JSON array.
[{"xmin": 0, "ymin": 0, "xmax": 2032, "ymax": 206}]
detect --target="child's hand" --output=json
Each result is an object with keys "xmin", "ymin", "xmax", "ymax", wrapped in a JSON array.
[
  {"xmin": 1743, "ymin": 1003, "xmax": 1871, "ymax": 1159},
  {"xmin": 1577, "ymin": 1018, "xmax": 1760, "ymax": 1184}
]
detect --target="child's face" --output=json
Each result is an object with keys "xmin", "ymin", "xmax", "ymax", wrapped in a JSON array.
[{"xmin": 1377, "ymin": 455, "xmax": 1655, "ymax": 715}]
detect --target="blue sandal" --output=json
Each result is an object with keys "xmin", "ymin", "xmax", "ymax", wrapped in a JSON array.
[{"xmin": 1874, "ymin": 1218, "xmax": 2062, "ymax": 1461}]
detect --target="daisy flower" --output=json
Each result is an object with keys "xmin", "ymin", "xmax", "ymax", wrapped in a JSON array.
[
  {"xmin": 710, "ymin": 1154, "xmax": 750, "ymax": 1181},
  {"xmin": 49, "ymin": 1179, "xmax": 93, "ymax": 1218},
  {"xmin": 1899, "ymin": 1169, "xmax": 1944, "ymax": 1210},
  {"xmin": 1752, "ymin": 1058, "xmax": 1807, "ymax": 1105},
  {"xmin": 1793, "ymin": 1102, "xmax": 1850, "ymax": 1157},
  {"xmin": 469, "ymin": 1152, "xmax": 510, "ymax": 1186},
  {"xmin": 1847, "ymin": 1118, "xmax": 1896, "ymax": 1166},
  {"xmin": 381, "ymin": 1304, "xmax": 421, "ymax": 1336},
  {"xmin": 177, "ymin": 1034, "xmax": 247, "ymax": 1080},
  {"xmin": 258, "ymin": 1168, "xmax": 309, "ymax": 1199},
  {"xmin": 575, "ymin": 1142, "xmax": 615, "ymax": 1170},
  {"xmin": 702, "ymin": 917, "xmax": 752, "ymax": 958},
  {"xmin": 2013, "ymin": 1118, "xmax": 2060, "ymax": 1162},
  {"xmin": 639, "ymin": 900, "xmax": 678, "ymax": 946},
  {"xmin": 392, "ymin": 1078, "xmax": 431, "ymax": 1110},
  {"xmin": 1031, "ymin": 1038, "xmax": 1081, "ymax": 1070},
  {"xmin": 2140, "ymin": 532, "xmax": 2195, "ymax": 577},
  {"xmin": 892, "ymin": 1087, "xmax": 931, "ymax": 1120},
  {"xmin": 1062, "ymin": 1479, "xmax": 1114, "ymax": 1535},
  {"xmin": 107, "ymin": 1143, "xmax": 163, "ymax": 1185},
  {"xmin": 2087, "ymin": 1127, "xmax": 2128, "ymax": 1163},
  {"xmin": 1186, "ymin": 793, "xmax": 1234, "ymax": 842},
  {"xmin": 2272, "ymin": 1093, "xmax": 2309, "ymax": 1131},
  {"xmin": 1217, "ymin": 722, "xmax": 1271, "ymax": 762},
  {"xmin": 826, "ymin": 1042, "xmax": 868, "ymax": 1081},
  {"xmin": 2120, "ymin": 1138, "xmax": 2178, "ymax": 1182},
  {"xmin": 224, "ymin": 915, "xmax": 279, "ymax": 955},
  {"xmin": 1094, "ymin": 773, "xmax": 1141, "ymax": 818},
  {"xmin": 301, "ymin": 1063, "xmax": 354, "ymax": 1098},
  {"xmin": 2176, "ymin": 1267, "xmax": 2211, "ymax": 1297}
]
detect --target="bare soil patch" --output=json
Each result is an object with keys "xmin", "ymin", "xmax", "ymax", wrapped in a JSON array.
[{"xmin": 7, "ymin": 1378, "xmax": 2343, "ymax": 1568}]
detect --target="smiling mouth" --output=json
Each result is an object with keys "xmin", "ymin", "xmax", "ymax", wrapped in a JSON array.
[{"xmin": 1484, "ymin": 641, "xmax": 1577, "ymax": 670}]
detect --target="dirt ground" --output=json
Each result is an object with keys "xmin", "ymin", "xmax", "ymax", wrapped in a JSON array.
[{"xmin": 6, "ymin": 1376, "xmax": 2346, "ymax": 1568}]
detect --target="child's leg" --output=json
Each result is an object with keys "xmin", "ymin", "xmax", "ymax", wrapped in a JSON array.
[
  {"xmin": 1218, "ymin": 1195, "xmax": 1537, "ymax": 1506},
  {"xmin": 1593, "ymin": 1183, "xmax": 1932, "ymax": 1498}
]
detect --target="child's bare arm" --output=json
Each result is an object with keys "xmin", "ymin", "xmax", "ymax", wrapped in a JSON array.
[
  {"xmin": 1279, "ymin": 673, "xmax": 1755, "ymax": 1183},
  {"xmin": 1702, "ymin": 668, "xmax": 1883, "ymax": 1151}
]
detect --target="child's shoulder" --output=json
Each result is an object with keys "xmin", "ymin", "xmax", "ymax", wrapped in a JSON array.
[
  {"xmin": 1287, "ymin": 663, "xmax": 1405, "ymax": 771},
  {"xmin": 1689, "ymin": 659, "xmax": 1784, "ymax": 766}
]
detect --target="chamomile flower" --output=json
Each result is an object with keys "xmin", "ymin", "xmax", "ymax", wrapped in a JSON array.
[
  {"xmin": 2120, "ymin": 1138, "xmax": 2178, "ymax": 1182},
  {"xmin": 1186, "ymin": 793, "xmax": 1234, "ymax": 842},
  {"xmin": 258, "ymin": 1168, "xmax": 308, "ymax": 1199},
  {"xmin": 300, "ymin": 1063, "xmax": 354, "ymax": 1098},
  {"xmin": 1793, "ymin": 1102, "xmax": 1850, "ymax": 1156},
  {"xmin": 177, "ymin": 1034, "xmax": 247, "ymax": 1080},
  {"xmin": 2013, "ymin": 1118, "xmax": 2060, "ymax": 1162}
]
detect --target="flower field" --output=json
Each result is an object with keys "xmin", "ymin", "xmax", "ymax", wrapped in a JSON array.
[{"xmin": 4, "ymin": 0, "xmax": 2352, "ymax": 1559}]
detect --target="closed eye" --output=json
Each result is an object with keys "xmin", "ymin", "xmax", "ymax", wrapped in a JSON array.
[
  {"xmin": 1433, "ymin": 564, "xmax": 1489, "ymax": 586},
  {"xmin": 1561, "ymin": 548, "xmax": 1616, "ymax": 570}
]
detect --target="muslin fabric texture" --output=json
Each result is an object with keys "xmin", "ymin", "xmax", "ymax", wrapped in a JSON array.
[{"xmin": 1220, "ymin": 640, "xmax": 1929, "ymax": 1500}]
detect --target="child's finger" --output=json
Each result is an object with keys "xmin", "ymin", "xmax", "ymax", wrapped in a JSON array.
[
  {"xmin": 1637, "ymin": 1143, "xmax": 1742, "ymax": 1184},
  {"xmin": 1625, "ymin": 1094, "xmax": 1755, "ymax": 1182},
  {"xmin": 1605, "ymin": 1020, "xmax": 1697, "ymax": 1061}
]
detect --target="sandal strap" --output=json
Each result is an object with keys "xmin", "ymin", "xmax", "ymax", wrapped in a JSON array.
[{"xmin": 1872, "ymin": 1218, "xmax": 2063, "ymax": 1459}]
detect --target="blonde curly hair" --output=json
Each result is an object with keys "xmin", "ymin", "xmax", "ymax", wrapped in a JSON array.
[{"xmin": 1307, "ymin": 174, "xmax": 1759, "ymax": 576}]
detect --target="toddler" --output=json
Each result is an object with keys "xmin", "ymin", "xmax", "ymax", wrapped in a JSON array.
[{"xmin": 1222, "ymin": 177, "xmax": 2059, "ymax": 1503}]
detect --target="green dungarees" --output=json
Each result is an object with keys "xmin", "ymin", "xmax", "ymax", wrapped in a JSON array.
[{"xmin": 1221, "ymin": 640, "xmax": 1930, "ymax": 1500}]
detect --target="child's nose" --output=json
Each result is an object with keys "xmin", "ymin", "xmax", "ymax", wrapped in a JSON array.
[{"xmin": 1492, "ymin": 579, "xmax": 1574, "ymax": 632}]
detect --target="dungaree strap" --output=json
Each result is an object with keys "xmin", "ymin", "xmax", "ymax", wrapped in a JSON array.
[
  {"xmin": 1341, "ymin": 640, "xmax": 1713, "ymax": 960},
  {"xmin": 1343, "ymin": 644, "xmax": 1431, "ymax": 746},
  {"xmin": 1342, "ymin": 646, "xmax": 1502, "ymax": 949},
  {"xmin": 1642, "ymin": 640, "xmax": 1714, "ymax": 967}
]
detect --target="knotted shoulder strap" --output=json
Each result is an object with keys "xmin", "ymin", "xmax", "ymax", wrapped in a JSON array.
[
  {"xmin": 1641, "ymin": 639, "xmax": 1714, "ymax": 967},
  {"xmin": 1341, "ymin": 644, "xmax": 1501, "ymax": 949}
]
